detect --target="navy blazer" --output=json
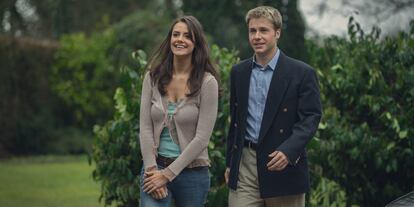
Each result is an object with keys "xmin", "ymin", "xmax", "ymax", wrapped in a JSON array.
[{"xmin": 226, "ymin": 51, "xmax": 322, "ymax": 198}]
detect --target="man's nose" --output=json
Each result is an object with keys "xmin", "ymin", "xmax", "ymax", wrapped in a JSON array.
[{"xmin": 254, "ymin": 31, "xmax": 261, "ymax": 39}]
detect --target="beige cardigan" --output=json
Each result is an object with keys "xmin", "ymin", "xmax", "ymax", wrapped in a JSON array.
[{"xmin": 139, "ymin": 71, "xmax": 218, "ymax": 181}]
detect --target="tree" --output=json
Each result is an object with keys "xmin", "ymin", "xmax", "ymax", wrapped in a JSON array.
[
  {"xmin": 180, "ymin": 0, "xmax": 307, "ymax": 60},
  {"xmin": 0, "ymin": 0, "xmax": 145, "ymax": 39}
]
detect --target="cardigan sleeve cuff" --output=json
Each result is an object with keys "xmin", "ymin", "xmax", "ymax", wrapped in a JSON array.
[{"xmin": 161, "ymin": 168, "xmax": 177, "ymax": 181}]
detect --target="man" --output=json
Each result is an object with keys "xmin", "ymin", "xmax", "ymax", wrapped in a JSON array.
[{"xmin": 224, "ymin": 6, "xmax": 322, "ymax": 207}]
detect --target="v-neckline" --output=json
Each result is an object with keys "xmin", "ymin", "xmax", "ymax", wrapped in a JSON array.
[{"xmin": 162, "ymin": 96, "xmax": 187, "ymax": 113}]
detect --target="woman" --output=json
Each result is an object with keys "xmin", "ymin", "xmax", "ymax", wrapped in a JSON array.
[{"xmin": 139, "ymin": 15, "xmax": 219, "ymax": 207}]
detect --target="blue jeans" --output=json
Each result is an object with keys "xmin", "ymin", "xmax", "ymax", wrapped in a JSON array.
[{"xmin": 140, "ymin": 166, "xmax": 210, "ymax": 207}]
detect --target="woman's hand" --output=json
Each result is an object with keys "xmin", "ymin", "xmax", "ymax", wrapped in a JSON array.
[
  {"xmin": 143, "ymin": 170, "xmax": 169, "ymax": 194},
  {"xmin": 150, "ymin": 185, "xmax": 168, "ymax": 199}
]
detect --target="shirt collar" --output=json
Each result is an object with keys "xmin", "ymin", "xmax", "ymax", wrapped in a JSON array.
[{"xmin": 252, "ymin": 49, "xmax": 280, "ymax": 71}]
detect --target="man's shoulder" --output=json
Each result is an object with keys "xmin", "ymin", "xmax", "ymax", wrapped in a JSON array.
[
  {"xmin": 232, "ymin": 57, "xmax": 253, "ymax": 71},
  {"xmin": 283, "ymin": 54, "xmax": 313, "ymax": 72}
]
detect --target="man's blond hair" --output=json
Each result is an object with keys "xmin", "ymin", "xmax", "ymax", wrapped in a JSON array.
[{"xmin": 245, "ymin": 6, "xmax": 282, "ymax": 30}]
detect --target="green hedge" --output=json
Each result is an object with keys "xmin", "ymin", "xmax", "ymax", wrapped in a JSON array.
[
  {"xmin": 307, "ymin": 18, "xmax": 414, "ymax": 206},
  {"xmin": 0, "ymin": 35, "xmax": 58, "ymax": 156}
]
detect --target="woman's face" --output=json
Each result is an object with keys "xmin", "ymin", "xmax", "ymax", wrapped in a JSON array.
[{"xmin": 170, "ymin": 22, "xmax": 195, "ymax": 58}]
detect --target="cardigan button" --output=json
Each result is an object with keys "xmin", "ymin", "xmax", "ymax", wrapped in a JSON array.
[
  {"xmin": 283, "ymin": 108, "xmax": 288, "ymax": 112},
  {"xmin": 279, "ymin": 129, "xmax": 284, "ymax": 133},
  {"xmin": 234, "ymin": 123, "xmax": 237, "ymax": 128}
]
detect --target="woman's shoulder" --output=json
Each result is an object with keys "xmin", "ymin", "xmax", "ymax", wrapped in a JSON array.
[
  {"xmin": 144, "ymin": 71, "xmax": 151, "ymax": 79},
  {"xmin": 202, "ymin": 72, "xmax": 217, "ymax": 84},
  {"xmin": 143, "ymin": 71, "xmax": 156, "ymax": 86},
  {"xmin": 200, "ymin": 72, "xmax": 218, "ymax": 95}
]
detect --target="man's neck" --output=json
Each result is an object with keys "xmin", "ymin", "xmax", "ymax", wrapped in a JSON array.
[{"xmin": 255, "ymin": 47, "xmax": 278, "ymax": 66}]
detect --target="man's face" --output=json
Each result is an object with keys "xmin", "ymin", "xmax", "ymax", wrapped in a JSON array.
[{"xmin": 248, "ymin": 17, "xmax": 280, "ymax": 57}]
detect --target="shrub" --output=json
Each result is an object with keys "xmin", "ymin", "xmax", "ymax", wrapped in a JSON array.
[
  {"xmin": 307, "ymin": 18, "xmax": 414, "ymax": 206},
  {"xmin": 0, "ymin": 35, "xmax": 58, "ymax": 156}
]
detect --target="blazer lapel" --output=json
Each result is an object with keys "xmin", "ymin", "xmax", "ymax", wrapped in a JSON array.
[
  {"xmin": 237, "ymin": 58, "xmax": 253, "ymax": 137},
  {"xmin": 258, "ymin": 52, "xmax": 291, "ymax": 144}
]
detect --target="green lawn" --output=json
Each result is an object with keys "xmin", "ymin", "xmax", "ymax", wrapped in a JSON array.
[{"xmin": 0, "ymin": 155, "xmax": 106, "ymax": 207}]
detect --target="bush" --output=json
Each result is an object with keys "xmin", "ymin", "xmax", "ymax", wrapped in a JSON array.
[
  {"xmin": 51, "ymin": 31, "xmax": 118, "ymax": 128},
  {"xmin": 50, "ymin": 11, "xmax": 171, "ymax": 129},
  {"xmin": 307, "ymin": 18, "xmax": 414, "ymax": 206},
  {"xmin": 0, "ymin": 35, "xmax": 58, "ymax": 156}
]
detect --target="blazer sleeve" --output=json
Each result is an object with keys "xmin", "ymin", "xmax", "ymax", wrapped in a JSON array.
[
  {"xmin": 226, "ymin": 66, "xmax": 237, "ymax": 167},
  {"xmin": 277, "ymin": 68, "xmax": 322, "ymax": 164},
  {"xmin": 139, "ymin": 72, "xmax": 157, "ymax": 170}
]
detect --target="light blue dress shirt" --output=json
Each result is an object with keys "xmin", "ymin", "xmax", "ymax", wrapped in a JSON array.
[{"xmin": 245, "ymin": 49, "xmax": 280, "ymax": 143}]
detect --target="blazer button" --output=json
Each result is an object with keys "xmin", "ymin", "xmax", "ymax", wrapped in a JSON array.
[
  {"xmin": 295, "ymin": 155, "xmax": 301, "ymax": 164},
  {"xmin": 234, "ymin": 123, "xmax": 237, "ymax": 128},
  {"xmin": 233, "ymin": 145, "xmax": 238, "ymax": 149},
  {"xmin": 235, "ymin": 102, "xmax": 238, "ymax": 106},
  {"xmin": 279, "ymin": 129, "xmax": 284, "ymax": 133},
  {"xmin": 283, "ymin": 108, "xmax": 288, "ymax": 112}
]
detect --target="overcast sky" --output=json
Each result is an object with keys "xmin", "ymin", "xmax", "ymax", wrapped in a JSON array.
[{"xmin": 299, "ymin": 0, "xmax": 414, "ymax": 37}]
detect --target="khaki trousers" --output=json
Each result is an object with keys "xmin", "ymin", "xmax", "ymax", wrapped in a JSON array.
[{"xmin": 229, "ymin": 148, "xmax": 305, "ymax": 207}]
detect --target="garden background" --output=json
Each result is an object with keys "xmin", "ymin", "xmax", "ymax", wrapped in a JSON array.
[{"xmin": 1, "ymin": 0, "xmax": 413, "ymax": 206}]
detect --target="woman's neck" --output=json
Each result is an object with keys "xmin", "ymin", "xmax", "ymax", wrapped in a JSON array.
[{"xmin": 173, "ymin": 56, "xmax": 193, "ymax": 75}]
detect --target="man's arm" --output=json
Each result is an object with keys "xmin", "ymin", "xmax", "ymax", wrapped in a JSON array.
[
  {"xmin": 277, "ymin": 68, "xmax": 322, "ymax": 165},
  {"xmin": 225, "ymin": 67, "xmax": 237, "ymax": 183},
  {"xmin": 226, "ymin": 67, "xmax": 238, "ymax": 168}
]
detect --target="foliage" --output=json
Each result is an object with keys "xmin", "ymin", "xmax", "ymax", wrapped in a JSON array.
[
  {"xmin": 0, "ymin": 35, "xmax": 58, "ymax": 156},
  {"xmin": 181, "ymin": 0, "xmax": 307, "ymax": 59},
  {"xmin": 91, "ymin": 49, "xmax": 146, "ymax": 207},
  {"xmin": 207, "ymin": 45, "xmax": 240, "ymax": 207},
  {"xmin": 51, "ymin": 11, "xmax": 171, "ymax": 129},
  {"xmin": 0, "ymin": 0, "xmax": 147, "ymax": 38},
  {"xmin": 91, "ymin": 46, "xmax": 239, "ymax": 206},
  {"xmin": 307, "ymin": 18, "xmax": 414, "ymax": 206},
  {"xmin": 308, "ymin": 176, "xmax": 349, "ymax": 207},
  {"xmin": 110, "ymin": 10, "xmax": 171, "ymax": 68},
  {"xmin": 51, "ymin": 30, "xmax": 118, "ymax": 128}
]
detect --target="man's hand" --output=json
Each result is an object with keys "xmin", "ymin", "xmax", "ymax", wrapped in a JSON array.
[
  {"xmin": 224, "ymin": 168, "xmax": 230, "ymax": 184},
  {"xmin": 267, "ymin": 151, "xmax": 289, "ymax": 171},
  {"xmin": 143, "ymin": 170, "xmax": 169, "ymax": 194}
]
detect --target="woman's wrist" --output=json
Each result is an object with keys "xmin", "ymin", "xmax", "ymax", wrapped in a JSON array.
[{"xmin": 145, "ymin": 165, "xmax": 157, "ymax": 172}]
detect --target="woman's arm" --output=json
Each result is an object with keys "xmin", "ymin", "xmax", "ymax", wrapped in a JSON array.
[{"xmin": 139, "ymin": 72, "xmax": 158, "ymax": 171}]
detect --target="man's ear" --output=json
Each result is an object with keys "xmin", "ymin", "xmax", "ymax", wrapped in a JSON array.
[{"xmin": 275, "ymin": 29, "xmax": 281, "ymax": 39}]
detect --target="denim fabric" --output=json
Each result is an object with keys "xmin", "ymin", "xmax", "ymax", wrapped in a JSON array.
[{"xmin": 140, "ymin": 166, "xmax": 210, "ymax": 207}]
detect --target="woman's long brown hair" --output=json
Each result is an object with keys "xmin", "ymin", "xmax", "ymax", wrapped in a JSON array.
[{"xmin": 148, "ymin": 16, "xmax": 219, "ymax": 97}]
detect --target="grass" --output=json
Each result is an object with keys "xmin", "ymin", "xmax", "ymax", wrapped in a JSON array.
[{"xmin": 0, "ymin": 155, "xmax": 106, "ymax": 207}]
